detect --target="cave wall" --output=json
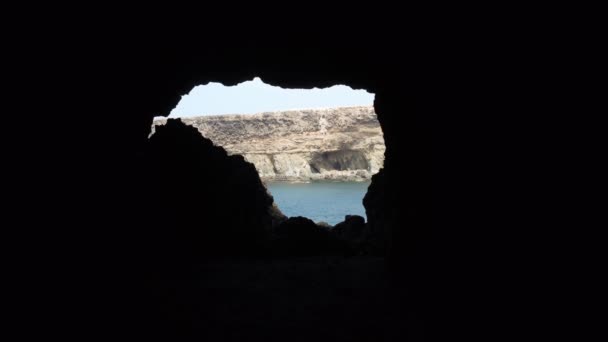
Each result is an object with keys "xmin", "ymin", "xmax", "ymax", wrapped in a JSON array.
[
  {"xmin": 13, "ymin": 15, "xmax": 546, "ymax": 340},
  {"xmin": 147, "ymin": 119, "xmax": 278, "ymax": 258},
  {"xmin": 140, "ymin": 69, "xmax": 429, "ymax": 271},
  {"xmin": 86, "ymin": 34, "xmax": 431, "ymax": 276},
  {"xmin": 27, "ymin": 26, "xmax": 435, "ymax": 339}
]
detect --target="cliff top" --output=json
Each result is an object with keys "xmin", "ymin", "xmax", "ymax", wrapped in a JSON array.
[{"xmin": 154, "ymin": 105, "xmax": 374, "ymax": 122}]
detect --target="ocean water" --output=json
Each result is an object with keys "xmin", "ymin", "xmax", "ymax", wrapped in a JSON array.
[{"xmin": 266, "ymin": 181, "xmax": 371, "ymax": 226}]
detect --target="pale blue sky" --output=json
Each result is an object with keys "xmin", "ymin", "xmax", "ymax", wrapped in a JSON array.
[{"xmin": 168, "ymin": 77, "xmax": 374, "ymax": 117}]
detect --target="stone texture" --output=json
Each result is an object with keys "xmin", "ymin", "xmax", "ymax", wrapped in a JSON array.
[{"xmin": 152, "ymin": 106, "xmax": 385, "ymax": 182}]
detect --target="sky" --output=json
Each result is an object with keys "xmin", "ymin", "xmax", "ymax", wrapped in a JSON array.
[{"xmin": 167, "ymin": 77, "xmax": 374, "ymax": 118}]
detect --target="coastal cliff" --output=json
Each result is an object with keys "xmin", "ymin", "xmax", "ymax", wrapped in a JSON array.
[{"xmin": 152, "ymin": 106, "xmax": 385, "ymax": 182}]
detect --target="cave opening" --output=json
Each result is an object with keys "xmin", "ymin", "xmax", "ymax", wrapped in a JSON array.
[
  {"xmin": 151, "ymin": 77, "xmax": 385, "ymax": 230},
  {"xmin": 142, "ymin": 74, "xmax": 414, "ymax": 339},
  {"xmin": 32, "ymin": 30, "xmax": 435, "ymax": 342}
]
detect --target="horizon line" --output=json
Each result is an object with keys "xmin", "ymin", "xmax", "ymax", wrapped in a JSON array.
[{"xmin": 155, "ymin": 105, "xmax": 375, "ymax": 120}]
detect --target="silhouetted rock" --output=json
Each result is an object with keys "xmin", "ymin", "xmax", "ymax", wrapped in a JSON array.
[
  {"xmin": 271, "ymin": 216, "xmax": 349, "ymax": 256},
  {"xmin": 331, "ymin": 215, "xmax": 368, "ymax": 254},
  {"xmin": 148, "ymin": 119, "xmax": 275, "ymax": 258},
  {"xmin": 269, "ymin": 202, "xmax": 288, "ymax": 228},
  {"xmin": 333, "ymin": 215, "xmax": 366, "ymax": 240},
  {"xmin": 316, "ymin": 221, "xmax": 332, "ymax": 229},
  {"xmin": 362, "ymin": 168, "xmax": 391, "ymax": 255}
]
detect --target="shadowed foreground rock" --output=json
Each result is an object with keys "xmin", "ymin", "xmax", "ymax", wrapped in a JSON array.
[
  {"xmin": 363, "ymin": 168, "xmax": 391, "ymax": 255},
  {"xmin": 148, "ymin": 118, "xmax": 277, "ymax": 258},
  {"xmin": 147, "ymin": 119, "xmax": 371, "ymax": 259},
  {"xmin": 332, "ymin": 215, "xmax": 366, "ymax": 250},
  {"xmin": 270, "ymin": 216, "xmax": 351, "ymax": 256},
  {"xmin": 165, "ymin": 256, "xmax": 417, "ymax": 342},
  {"xmin": 19, "ymin": 25, "xmax": 448, "ymax": 342}
]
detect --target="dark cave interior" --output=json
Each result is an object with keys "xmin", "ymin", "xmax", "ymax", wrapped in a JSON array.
[
  {"xmin": 135, "ymin": 63, "xmax": 431, "ymax": 338},
  {"xmin": 5, "ymin": 12, "xmax": 558, "ymax": 341},
  {"xmin": 18, "ymin": 26, "xmax": 449, "ymax": 342}
]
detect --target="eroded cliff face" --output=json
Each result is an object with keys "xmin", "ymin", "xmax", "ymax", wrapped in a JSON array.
[{"xmin": 152, "ymin": 106, "xmax": 385, "ymax": 182}]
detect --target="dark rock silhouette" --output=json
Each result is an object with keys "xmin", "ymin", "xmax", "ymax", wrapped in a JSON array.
[
  {"xmin": 316, "ymin": 221, "xmax": 332, "ymax": 229},
  {"xmin": 148, "ymin": 118, "xmax": 275, "ymax": 257},
  {"xmin": 268, "ymin": 202, "xmax": 288, "ymax": 228},
  {"xmin": 270, "ymin": 216, "xmax": 350, "ymax": 256},
  {"xmin": 332, "ymin": 214, "xmax": 389, "ymax": 256},
  {"xmin": 332, "ymin": 214, "xmax": 365, "ymax": 240},
  {"xmin": 148, "ymin": 119, "xmax": 353, "ymax": 259},
  {"xmin": 363, "ymin": 168, "xmax": 391, "ymax": 255}
]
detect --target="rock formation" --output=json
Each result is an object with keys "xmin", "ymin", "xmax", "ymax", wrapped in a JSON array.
[
  {"xmin": 152, "ymin": 106, "xmax": 385, "ymax": 182},
  {"xmin": 270, "ymin": 216, "xmax": 350, "ymax": 256},
  {"xmin": 147, "ymin": 119, "xmax": 280, "ymax": 257}
]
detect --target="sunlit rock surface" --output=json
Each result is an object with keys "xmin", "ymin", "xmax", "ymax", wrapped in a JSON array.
[{"xmin": 152, "ymin": 106, "xmax": 385, "ymax": 182}]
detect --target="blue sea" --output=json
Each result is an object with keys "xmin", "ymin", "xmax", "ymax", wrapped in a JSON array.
[{"xmin": 266, "ymin": 181, "xmax": 370, "ymax": 226}]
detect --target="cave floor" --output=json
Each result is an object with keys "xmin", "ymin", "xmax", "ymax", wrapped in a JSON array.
[{"xmin": 163, "ymin": 256, "xmax": 422, "ymax": 341}]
